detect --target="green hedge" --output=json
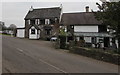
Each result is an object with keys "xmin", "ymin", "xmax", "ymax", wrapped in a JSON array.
[
  {"xmin": 59, "ymin": 35, "xmax": 66, "ymax": 49},
  {"xmin": 70, "ymin": 47, "xmax": 120, "ymax": 65}
]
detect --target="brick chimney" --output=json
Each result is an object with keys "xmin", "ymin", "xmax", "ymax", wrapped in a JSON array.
[{"xmin": 85, "ymin": 6, "xmax": 89, "ymax": 12}]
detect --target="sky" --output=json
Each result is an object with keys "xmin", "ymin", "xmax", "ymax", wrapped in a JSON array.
[{"xmin": 0, "ymin": 0, "xmax": 102, "ymax": 28}]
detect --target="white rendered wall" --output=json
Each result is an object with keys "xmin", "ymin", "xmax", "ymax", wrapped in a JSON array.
[
  {"xmin": 74, "ymin": 26, "xmax": 98, "ymax": 32},
  {"xmin": 17, "ymin": 29, "xmax": 25, "ymax": 38}
]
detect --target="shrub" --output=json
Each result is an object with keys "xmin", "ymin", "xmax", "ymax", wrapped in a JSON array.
[{"xmin": 59, "ymin": 35, "xmax": 66, "ymax": 49}]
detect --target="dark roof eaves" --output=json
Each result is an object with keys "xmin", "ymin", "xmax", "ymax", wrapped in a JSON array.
[{"xmin": 17, "ymin": 27, "xmax": 25, "ymax": 29}]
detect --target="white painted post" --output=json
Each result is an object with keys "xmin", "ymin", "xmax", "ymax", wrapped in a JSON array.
[{"xmin": 116, "ymin": 39, "xmax": 118, "ymax": 49}]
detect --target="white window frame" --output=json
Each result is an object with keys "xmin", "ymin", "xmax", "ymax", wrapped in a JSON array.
[
  {"xmin": 35, "ymin": 19, "xmax": 37, "ymax": 25},
  {"xmin": 31, "ymin": 28, "xmax": 36, "ymax": 34},
  {"xmin": 35, "ymin": 19, "xmax": 40, "ymax": 25},
  {"xmin": 38, "ymin": 19, "xmax": 40, "ymax": 25},
  {"xmin": 28, "ymin": 20, "xmax": 30, "ymax": 25},
  {"xmin": 55, "ymin": 18, "xmax": 57, "ymax": 23},
  {"xmin": 45, "ymin": 19, "xmax": 50, "ymax": 25}
]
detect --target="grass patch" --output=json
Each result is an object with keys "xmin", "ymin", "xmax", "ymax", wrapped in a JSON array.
[{"xmin": 0, "ymin": 33, "xmax": 11, "ymax": 36}]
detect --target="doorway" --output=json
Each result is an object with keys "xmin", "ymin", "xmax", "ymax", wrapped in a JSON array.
[{"xmin": 104, "ymin": 37, "xmax": 110, "ymax": 47}]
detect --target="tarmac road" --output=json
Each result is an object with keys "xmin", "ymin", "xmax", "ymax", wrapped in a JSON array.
[{"xmin": 2, "ymin": 35, "xmax": 119, "ymax": 74}]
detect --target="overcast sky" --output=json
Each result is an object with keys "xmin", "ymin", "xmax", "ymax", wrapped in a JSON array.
[{"xmin": 0, "ymin": 0, "xmax": 102, "ymax": 28}]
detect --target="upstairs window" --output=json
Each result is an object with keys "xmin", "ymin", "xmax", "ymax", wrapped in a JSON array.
[
  {"xmin": 45, "ymin": 19, "xmax": 50, "ymax": 25},
  {"xmin": 31, "ymin": 29, "xmax": 35, "ymax": 34},
  {"xmin": 55, "ymin": 18, "xmax": 58, "ymax": 23},
  {"xmin": 35, "ymin": 19, "xmax": 40, "ymax": 25},
  {"xmin": 28, "ymin": 20, "xmax": 31, "ymax": 25},
  {"xmin": 40, "ymin": 19, "xmax": 45, "ymax": 24},
  {"xmin": 31, "ymin": 20, "xmax": 35, "ymax": 25},
  {"xmin": 55, "ymin": 18, "xmax": 57, "ymax": 21},
  {"xmin": 50, "ymin": 19, "xmax": 55, "ymax": 24}
]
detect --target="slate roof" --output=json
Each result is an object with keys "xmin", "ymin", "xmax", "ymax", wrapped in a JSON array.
[
  {"xmin": 60, "ymin": 12, "xmax": 102, "ymax": 25},
  {"xmin": 25, "ymin": 7, "xmax": 61, "ymax": 19}
]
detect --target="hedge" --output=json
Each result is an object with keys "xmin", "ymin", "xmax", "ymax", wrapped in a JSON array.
[
  {"xmin": 59, "ymin": 35, "xmax": 66, "ymax": 49},
  {"xmin": 70, "ymin": 47, "xmax": 120, "ymax": 65}
]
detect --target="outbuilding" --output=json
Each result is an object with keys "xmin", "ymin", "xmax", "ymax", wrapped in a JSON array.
[{"xmin": 17, "ymin": 28, "xmax": 25, "ymax": 38}]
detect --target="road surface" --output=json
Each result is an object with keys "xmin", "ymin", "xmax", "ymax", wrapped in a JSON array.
[{"xmin": 2, "ymin": 35, "xmax": 119, "ymax": 73}]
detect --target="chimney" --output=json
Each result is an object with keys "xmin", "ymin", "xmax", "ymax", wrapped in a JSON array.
[
  {"xmin": 60, "ymin": 4, "xmax": 63, "ymax": 9},
  {"xmin": 29, "ymin": 6, "xmax": 33, "ymax": 11},
  {"xmin": 85, "ymin": 6, "xmax": 89, "ymax": 12}
]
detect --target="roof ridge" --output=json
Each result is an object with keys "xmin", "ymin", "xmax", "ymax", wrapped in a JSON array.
[
  {"xmin": 33, "ymin": 7, "xmax": 60, "ymax": 10},
  {"xmin": 63, "ymin": 12, "xmax": 93, "ymax": 14}
]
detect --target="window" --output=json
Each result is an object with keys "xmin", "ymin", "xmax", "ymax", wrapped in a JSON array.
[
  {"xmin": 35, "ymin": 19, "xmax": 40, "ymax": 25},
  {"xmin": 80, "ymin": 37, "xmax": 84, "ymax": 40},
  {"xmin": 31, "ymin": 29, "xmax": 35, "ymax": 34},
  {"xmin": 28, "ymin": 20, "xmax": 30, "ymax": 25},
  {"xmin": 98, "ymin": 25, "xmax": 107, "ymax": 32},
  {"xmin": 55, "ymin": 18, "xmax": 58, "ymax": 23},
  {"xmin": 91, "ymin": 37, "xmax": 97, "ymax": 44},
  {"xmin": 70, "ymin": 25, "xmax": 74, "ymax": 29},
  {"xmin": 40, "ymin": 19, "xmax": 45, "ymax": 24},
  {"xmin": 46, "ymin": 30, "xmax": 51, "ymax": 35},
  {"xmin": 45, "ymin": 19, "xmax": 50, "ymax": 25},
  {"xmin": 31, "ymin": 20, "xmax": 35, "ymax": 25},
  {"xmin": 55, "ymin": 18, "xmax": 57, "ymax": 21},
  {"xmin": 38, "ymin": 19, "xmax": 40, "ymax": 24},
  {"xmin": 50, "ymin": 19, "xmax": 55, "ymax": 24}
]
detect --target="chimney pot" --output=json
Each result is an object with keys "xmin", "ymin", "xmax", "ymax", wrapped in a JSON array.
[
  {"xmin": 86, "ymin": 6, "xmax": 89, "ymax": 12},
  {"xmin": 30, "ymin": 6, "xmax": 33, "ymax": 11}
]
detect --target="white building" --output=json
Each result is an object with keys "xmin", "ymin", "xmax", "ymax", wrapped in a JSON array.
[{"xmin": 17, "ymin": 28, "xmax": 25, "ymax": 38}]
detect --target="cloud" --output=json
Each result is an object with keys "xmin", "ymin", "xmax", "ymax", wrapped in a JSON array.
[{"xmin": 2, "ymin": 0, "xmax": 101, "ymax": 2}]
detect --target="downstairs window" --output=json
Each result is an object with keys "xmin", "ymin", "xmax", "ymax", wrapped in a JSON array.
[{"xmin": 31, "ymin": 29, "xmax": 35, "ymax": 34}]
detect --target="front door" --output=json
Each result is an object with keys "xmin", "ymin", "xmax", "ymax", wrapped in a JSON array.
[{"xmin": 104, "ymin": 37, "xmax": 110, "ymax": 47}]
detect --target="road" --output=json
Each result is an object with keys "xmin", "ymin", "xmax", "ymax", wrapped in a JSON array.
[{"xmin": 2, "ymin": 35, "xmax": 119, "ymax": 73}]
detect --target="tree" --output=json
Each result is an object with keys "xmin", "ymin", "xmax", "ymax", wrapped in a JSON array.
[
  {"xmin": 8, "ymin": 24, "xmax": 17, "ymax": 30},
  {"xmin": 0, "ymin": 22, "xmax": 7, "ymax": 31},
  {"xmin": 94, "ymin": 1, "xmax": 120, "ymax": 52},
  {"xmin": 8, "ymin": 24, "xmax": 17, "ymax": 36}
]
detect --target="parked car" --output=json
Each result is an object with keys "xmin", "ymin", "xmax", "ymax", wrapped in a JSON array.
[{"xmin": 50, "ymin": 36, "xmax": 57, "ymax": 41}]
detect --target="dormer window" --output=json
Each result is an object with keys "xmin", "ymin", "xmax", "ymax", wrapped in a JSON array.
[
  {"xmin": 28, "ymin": 20, "xmax": 31, "ymax": 25},
  {"xmin": 55, "ymin": 18, "xmax": 57, "ymax": 21},
  {"xmin": 55, "ymin": 18, "xmax": 58, "ymax": 23},
  {"xmin": 45, "ymin": 19, "xmax": 50, "ymax": 25},
  {"xmin": 35, "ymin": 19, "xmax": 40, "ymax": 25}
]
